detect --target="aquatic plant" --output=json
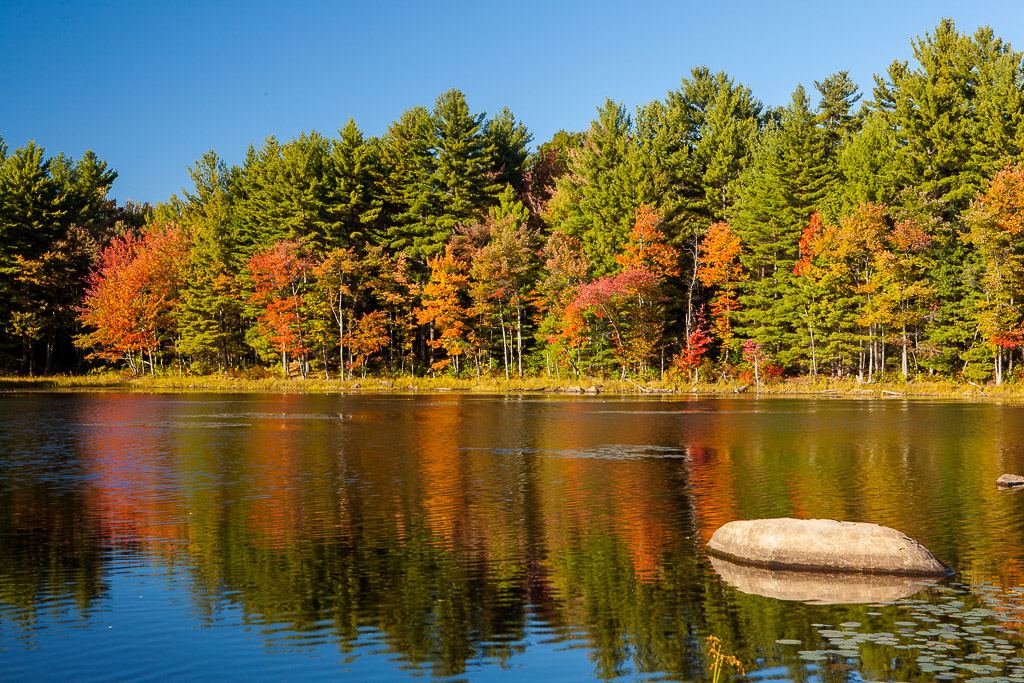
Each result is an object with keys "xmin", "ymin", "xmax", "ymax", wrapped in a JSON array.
[{"xmin": 706, "ymin": 634, "xmax": 744, "ymax": 682}]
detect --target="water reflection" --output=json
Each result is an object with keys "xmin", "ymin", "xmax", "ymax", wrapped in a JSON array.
[
  {"xmin": 2, "ymin": 394, "xmax": 1024, "ymax": 680},
  {"xmin": 709, "ymin": 556, "xmax": 939, "ymax": 604}
]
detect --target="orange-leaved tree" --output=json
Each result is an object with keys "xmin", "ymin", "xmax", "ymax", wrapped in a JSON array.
[
  {"xmin": 696, "ymin": 221, "xmax": 744, "ymax": 357},
  {"xmin": 349, "ymin": 310, "xmax": 390, "ymax": 375},
  {"xmin": 671, "ymin": 309, "xmax": 712, "ymax": 383},
  {"xmin": 77, "ymin": 223, "xmax": 187, "ymax": 375},
  {"xmin": 246, "ymin": 239, "xmax": 312, "ymax": 378},
  {"xmin": 964, "ymin": 164, "xmax": 1024, "ymax": 384},
  {"xmin": 416, "ymin": 245, "xmax": 471, "ymax": 374}
]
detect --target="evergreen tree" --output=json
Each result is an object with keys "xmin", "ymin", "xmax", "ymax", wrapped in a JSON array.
[
  {"xmin": 484, "ymin": 106, "xmax": 533, "ymax": 190},
  {"xmin": 814, "ymin": 71, "xmax": 863, "ymax": 153},
  {"xmin": 378, "ymin": 105, "xmax": 438, "ymax": 261},
  {"xmin": 0, "ymin": 142, "xmax": 66, "ymax": 367},
  {"xmin": 871, "ymin": 19, "xmax": 1024, "ymax": 215},
  {"xmin": 729, "ymin": 86, "xmax": 832, "ymax": 368},
  {"xmin": 550, "ymin": 98, "xmax": 643, "ymax": 276},
  {"xmin": 234, "ymin": 132, "xmax": 335, "ymax": 255},
  {"xmin": 661, "ymin": 67, "xmax": 764, "ymax": 225},
  {"xmin": 430, "ymin": 89, "xmax": 499, "ymax": 235},
  {"xmin": 328, "ymin": 118, "xmax": 382, "ymax": 249},
  {"xmin": 178, "ymin": 151, "xmax": 245, "ymax": 371},
  {"xmin": 646, "ymin": 68, "xmax": 763, "ymax": 338},
  {"xmin": 0, "ymin": 142, "xmax": 65, "ymax": 263}
]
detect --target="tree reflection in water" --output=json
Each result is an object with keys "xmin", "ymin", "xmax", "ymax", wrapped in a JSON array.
[{"xmin": 3, "ymin": 393, "xmax": 1024, "ymax": 679}]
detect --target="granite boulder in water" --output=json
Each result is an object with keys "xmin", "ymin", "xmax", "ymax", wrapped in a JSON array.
[
  {"xmin": 706, "ymin": 518, "xmax": 951, "ymax": 577},
  {"xmin": 996, "ymin": 474, "xmax": 1024, "ymax": 488}
]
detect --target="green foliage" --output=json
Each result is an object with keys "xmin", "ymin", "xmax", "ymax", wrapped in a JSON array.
[
  {"xmin": 661, "ymin": 66, "xmax": 764, "ymax": 225},
  {"xmin": 329, "ymin": 118, "xmax": 382, "ymax": 247},
  {"xmin": 870, "ymin": 18, "xmax": 1024, "ymax": 216},
  {"xmin": 728, "ymin": 86, "xmax": 833, "ymax": 369},
  {"xmin": 814, "ymin": 70, "xmax": 863, "ymax": 151},
  {"xmin": 484, "ymin": 106, "xmax": 533, "ymax": 189},
  {"xmin": 551, "ymin": 99, "xmax": 644, "ymax": 276},
  {"xmin": 10, "ymin": 19, "xmax": 1024, "ymax": 383}
]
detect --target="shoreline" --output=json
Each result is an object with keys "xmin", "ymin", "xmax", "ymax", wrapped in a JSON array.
[{"xmin": 0, "ymin": 374, "xmax": 1020, "ymax": 400}]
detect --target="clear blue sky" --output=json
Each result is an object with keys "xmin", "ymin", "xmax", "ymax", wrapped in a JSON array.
[{"xmin": 2, "ymin": 0, "xmax": 1021, "ymax": 205}]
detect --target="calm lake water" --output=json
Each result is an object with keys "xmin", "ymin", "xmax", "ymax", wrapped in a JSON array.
[{"xmin": 3, "ymin": 392, "xmax": 1024, "ymax": 681}]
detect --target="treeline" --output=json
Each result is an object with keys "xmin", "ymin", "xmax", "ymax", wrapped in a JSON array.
[
  {"xmin": 8, "ymin": 19, "xmax": 1024, "ymax": 383},
  {"xmin": 0, "ymin": 139, "xmax": 149, "ymax": 373}
]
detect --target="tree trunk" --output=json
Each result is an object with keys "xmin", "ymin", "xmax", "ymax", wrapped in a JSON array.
[
  {"xmin": 428, "ymin": 323, "xmax": 435, "ymax": 374},
  {"xmin": 339, "ymin": 304, "xmax": 346, "ymax": 379},
  {"xmin": 515, "ymin": 301, "xmax": 523, "ymax": 379},
  {"xmin": 807, "ymin": 310, "xmax": 817, "ymax": 380},
  {"xmin": 902, "ymin": 325, "xmax": 909, "ymax": 380},
  {"xmin": 499, "ymin": 308, "xmax": 509, "ymax": 380}
]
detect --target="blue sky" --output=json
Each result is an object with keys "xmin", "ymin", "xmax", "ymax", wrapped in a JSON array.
[{"xmin": 2, "ymin": 1, "xmax": 1021, "ymax": 205}]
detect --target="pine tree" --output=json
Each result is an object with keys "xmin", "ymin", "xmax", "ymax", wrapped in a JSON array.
[
  {"xmin": 661, "ymin": 67, "xmax": 764, "ymax": 224},
  {"xmin": 729, "ymin": 86, "xmax": 833, "ymax": 369},
  {"xmin": 0, "ymin": 142, "xmax": 66, "ymax": 367},
  {"xmin": 234, "ymin": 132, "xmax": 335, "ymax": 255},
  {"xmin": 649, "ymin": 68, "xmax": 763, "ymax": 338},
  {"xmin": 484, "ymin": 106, "xmax": 533, "ymax": 190},
  {"xmin": 328, "ymin": 118, "xmax": 382, "ymax": 249},
  {"xmin": 550, "ymin": 98, "xmax": 643, "ymax": 276},
  {"xmin": 430, "ymin": 88, "xmax": 499, "ymax": 239},
  {"xmin": 870, "ymin": 19, "xmax": 1024, "ymax": 216},
  {"xmin": 378, "ymin": 105, "xmax": 437, "ymax": 262},
  {"xmin": 178, "ymin": 151, "xmax": 244, "ymax": 371},
  {"xmin": 814, "ymin": 71, "xmax": 863, "ymax": 153}
]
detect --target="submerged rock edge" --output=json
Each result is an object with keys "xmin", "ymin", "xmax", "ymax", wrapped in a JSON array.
[{"xmin": 706, "ymin": 518, "xmax": 952, "ymax": 577}]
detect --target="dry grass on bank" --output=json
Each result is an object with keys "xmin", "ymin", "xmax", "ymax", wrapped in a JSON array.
[{"xmin": 3, "ymin": 372, "xmax": 1024, "ymax": 400}]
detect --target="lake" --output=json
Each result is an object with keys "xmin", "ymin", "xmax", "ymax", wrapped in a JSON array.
[{"xmin": 2, "ymin": 392, "xmax": 1024, "ymax": 680}]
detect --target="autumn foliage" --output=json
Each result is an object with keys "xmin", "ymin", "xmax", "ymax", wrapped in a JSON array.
[
  {"xmin": 77, "ymin": 224, "xmax": 187, "ymax": 374},
  {"xmin": 246, "ymin": 240, "xmax": 313, "ymax": 377}
]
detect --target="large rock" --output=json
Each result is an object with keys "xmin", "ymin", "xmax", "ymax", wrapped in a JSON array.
[
  {"xmin": 996, "ymin": 474, "xmax": 1024, "ymax": 488},
  {"xmin": 706, "ymin": 518, "xmax": 951, "ymax": 577},
  {"xmin": 709, "ymin": 556, "xmax": 938, "ymax": 604}
]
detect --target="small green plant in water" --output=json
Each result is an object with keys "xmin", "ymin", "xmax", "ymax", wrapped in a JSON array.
[{"xmin": 706, "ymin": 635, "xmax": 744, "ymax": 682}]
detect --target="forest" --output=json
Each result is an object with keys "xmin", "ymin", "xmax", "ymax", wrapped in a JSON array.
[{"xmin": 4, "ymin": 19, "xmax": 1024, "ymax": 385}]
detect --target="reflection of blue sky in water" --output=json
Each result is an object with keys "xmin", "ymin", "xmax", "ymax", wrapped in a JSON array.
[{"xmin": 2, "ymin": 562, "xmax": 603, "ymax": 682}]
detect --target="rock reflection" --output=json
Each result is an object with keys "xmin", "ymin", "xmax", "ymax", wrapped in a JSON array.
[{"xmin": 709, "ymin": 555, "xmax": 938, "ymax": 604}]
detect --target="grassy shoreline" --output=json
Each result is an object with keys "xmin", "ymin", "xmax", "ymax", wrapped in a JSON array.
[{"xmin": 1, "ymin": 373, "xmax": 1022, "ymax": 399}]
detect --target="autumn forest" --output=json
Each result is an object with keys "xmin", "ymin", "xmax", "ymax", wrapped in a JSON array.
[{"xmin": 5, "ymin": 19, "xmax": 1024, "ymax": 385}]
